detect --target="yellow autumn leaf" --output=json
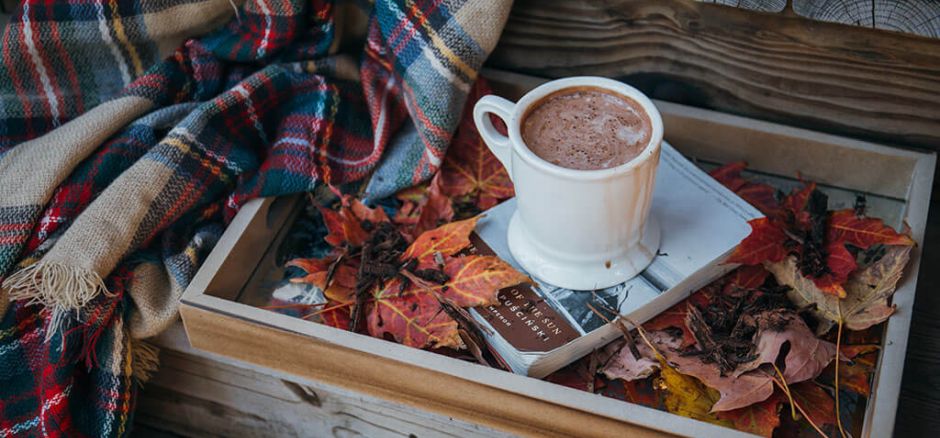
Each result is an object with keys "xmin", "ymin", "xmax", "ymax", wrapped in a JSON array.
[{"xmin": 656, "ymin": 359, "xmax": 733, "ymax": 428}]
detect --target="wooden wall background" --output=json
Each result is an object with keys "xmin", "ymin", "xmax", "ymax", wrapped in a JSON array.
[
  {"xmin": 486, "ymin": 1, "xmax": 940, "ymax": 436},
  {"xmin": 488, "ymin": 0, "xmax": 940, "ymax": 157}
]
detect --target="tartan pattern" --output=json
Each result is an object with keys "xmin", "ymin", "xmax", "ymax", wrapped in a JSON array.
[{"xmin": 0, "ymin": 0, "xmax": 508, "ymax": 436}]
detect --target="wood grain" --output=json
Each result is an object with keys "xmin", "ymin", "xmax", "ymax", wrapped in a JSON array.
[
  {"xmin": 138, "ymin": 325, "xmax": 512, "ymax": 438},
  {"xmin": 488, "ymin": 0, "xmax": 940, "ymax": 153},
  {"xmin": 794, "ymin": 0, "xmax": 940, "ymax": 38}
]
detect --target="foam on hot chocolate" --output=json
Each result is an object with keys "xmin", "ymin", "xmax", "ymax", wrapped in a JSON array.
[{"xmin": 521, "ymin": 87, "xmax": 652, "ymax": 171}]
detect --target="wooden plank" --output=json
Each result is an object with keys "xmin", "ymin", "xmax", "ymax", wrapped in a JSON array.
[
  {"xmin": 487, "ymin": 0, "xmax": 940, "ymax": 154},
  {"xmin": 137, "ymin": 347, "xmax": 510, "ymax": 438},
  {"xmin": 179, "ymin": 303, "xmax": 691, "ymax": 438}
]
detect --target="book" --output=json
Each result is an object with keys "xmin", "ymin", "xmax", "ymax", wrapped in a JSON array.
[{"xmin": 467, "ymin": 141, "xmax": 762, "ymax": 378}]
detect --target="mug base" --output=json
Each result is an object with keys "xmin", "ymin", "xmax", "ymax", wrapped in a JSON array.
[{"xmin": 507, "ymin": 213, "xmax": 660, "ymax": 290}]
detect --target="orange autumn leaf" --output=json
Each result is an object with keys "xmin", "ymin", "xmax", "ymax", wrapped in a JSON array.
[
  {"xmin": 320, "ymin": 187, "xmax": 391, "ymax": 248},
  {"xmin": 401, "ymin": 216, "xmax": 480, "ymax": 268},
  {"xmin": 723, "ymin": 265, "xmax": 771, "ymax": 293},
  {"xmin": 783, "ymin": 182, "xmax": 816, "ymax": 215},
  {"xmin": 716, "ymin": 391, "xmax": 785, "ymax": 437},
  {"xmin": 727, "ymin": 218, "xmax": 789, "ymax": 265},
  {"xmin": 286, "ymin": 258, "xmax": 332, "ymax": 285},
  {"xmin": 367, "ymin": 282, "xmax": 462, "ymax": 349},
  {"xmin": 395, "ymin": 173, "xmax": 456, "ymax": 238},
  {"xmin": 439, "ymin": 82, "xmax": 514, "ymax": 210},
  {"xmin": 708, "ymin": 161, "xmax": 748, "ymax": 191},
  {"xmin": 709, "ymin": 162, "xmax": 781, "ymax": 217},
  {"xmin": 439, "ymin": 256, "xmax": 529, "ymax": 307},
  {"xmin": 320, "ymin": 300, "xmax": 353, "ymax": 330},
  {"xmin": 287, "ymin": 259, "xmax": 357, "ymax": 304},
  {"xmin": 789, "ymin": 382, "xmax": 837, "ymax": 428},
  {"xmin": 827, "ymin": 209, "xmax": 915, "ymax": 248},
  {"xmin": 807, "ymin": 241, "xmax": 856, "ymax": 297},
  {"xmin": 319, "ymin": 206, "xmax": 366, "ymax": 247},
  {"xmin": 823, "ymin": 344, "xmax": 879, "ymax": 397}
]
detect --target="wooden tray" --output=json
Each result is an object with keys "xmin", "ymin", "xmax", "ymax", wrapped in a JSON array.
[{"xmin": 180, "ymin": 71, "xmax": 935, "ymax": 438}]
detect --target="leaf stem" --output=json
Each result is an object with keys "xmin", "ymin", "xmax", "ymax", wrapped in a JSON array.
[
  {"xmin": 772, "ymin": 363, "xmax": 798, "ymax": 420},
  {"xmin": 304, "ymin": 302, "xmax": 353, "ymax": 319},
  {"xmin": 768, "ymin": 375, "xmax": 828, "ymax": 438}
]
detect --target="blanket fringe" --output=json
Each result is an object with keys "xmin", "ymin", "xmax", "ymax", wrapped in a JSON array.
[
  {"xmin": 3, "ymin": 263, "xmax": 113, "ymax": 339},
  {"xmin": 131, "ymin": 340, "xmax": 160, "ymax": 383}
]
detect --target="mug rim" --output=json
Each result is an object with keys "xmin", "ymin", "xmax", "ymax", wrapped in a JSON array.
[{"xmin": 508, "ymin": 76, "xmax": 664, "ymax": 181}]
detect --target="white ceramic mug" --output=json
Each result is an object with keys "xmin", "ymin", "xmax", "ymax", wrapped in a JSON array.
[{"xmin": 473, "ymin": 77, "xmax": 663, "ymax": 290}]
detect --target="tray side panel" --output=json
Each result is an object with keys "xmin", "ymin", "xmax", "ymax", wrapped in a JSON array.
[{"xmin": 179, "ymin": 304, "xmax": 676, "ymax": 438}]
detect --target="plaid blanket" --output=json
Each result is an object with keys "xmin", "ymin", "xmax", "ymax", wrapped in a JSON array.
[{"xmin": 0, "ymin": 0, "xmax": 511, "ymax": 436}]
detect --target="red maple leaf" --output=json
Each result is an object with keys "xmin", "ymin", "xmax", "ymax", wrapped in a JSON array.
[
  {"xmin": 709, "ymin": 161, "xmax": 748, "ymax": 191},
  {"xmin": 827, "ymin": 209, "xmax": 915, "ymax": 249},
  {"xmin": 727, "ymin": 218, "xmax": 789, "ymax": 265},
  {"xmin": 789, "ymin": 382, "xmax": 837, "ymax": 428},
  {"xmin": 320, "ymin": 191, "xmax": 390, "ymax": 248},
  {"xmin": 723, "ymin": 265, "xmax": 771, "ymax": 293},
  {"xmin": 393, "ymin": 173, "xmax": 455, "ymax": 238},
  {"xmin": 716, "ymin": 391, "xmax": 785, "ymax": 437},
  {"xmin": 709, "ymin": 162, "xmax": 781, "ymax": 217}
]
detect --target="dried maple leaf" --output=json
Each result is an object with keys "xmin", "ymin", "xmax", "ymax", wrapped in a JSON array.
[
  {"xmin": 438, "ymin": 256, "xmax": 529, "ymax": 306},
  {"xmin": 827, "ymin": 209, "xmax": 915, "ymax": 248},
  {"xmin": 726, "ymin": 218, "xmax": 788, "ymax": 265},
  {"xmin": 724, "ymin": 265, "xmax": 771, "ymax": 292},
  {"xmin": 439, "ymin": 81, "xmax": 514, "ymax": 211},
  {"xmin": 401, "ymin": 217, "xmax": 480, "ymax": 268},
  {"xmin": 368, "ymin": 286, "xmax": 463, "ymax": 348},
  {"xmin": 603, "ymin": 342, "xmax": 661, "ymax": 382},
  {"xmin": 658, "ymin": 358, "xmax": 733, "ymax": 427},
  {"xmin": 393, "ymin": 173, "xmax": 455, "ymax": 238},
  {"xmin": 601, "ymin": 378, "xmax": 662, "ymax": 408},
  {"xmin": 766, "ymin": 245, "xmax": 912, "ymax": 334},
  {"xmin": 709, "ymin": 162, "xmax": 782, "ymax": 217},
  {"xmin": 783, "ymin": 182, "xmax": 817, "ymax": 220},
  {"xmin": 320, "ymin": 300, "xmax": 353, "ymax": 329},
  {"xmin": 715, "ymin": 391, "xmax": 785, "ymax": 437},
  {"xmin": 733, "ymin": 310, "xmax": 837, "ymax": 383},
  {"xmin": 709, "ymin": 161, "xmax": 748, "ymax": 191},
  {"xmin": 790, "ymin": 382, "xmax": 838, "ymax": 428},
  {"xmin": 822, "ymin": 344, "xmax": 879, "ymax": 397},
  {"xmin": 320, "ymin": 193, "xmax": 390, "ymax": 248}
]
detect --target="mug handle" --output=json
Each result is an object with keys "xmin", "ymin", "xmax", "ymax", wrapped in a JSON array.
[{"xmin": 473, "ymin": 95, "xmax": 515, "ymax": 178}]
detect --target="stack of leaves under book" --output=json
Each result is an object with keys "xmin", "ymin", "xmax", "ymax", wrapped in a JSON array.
[{"xmin": 545, "ymin": 162, "xmax": 914, "ymax": 437}]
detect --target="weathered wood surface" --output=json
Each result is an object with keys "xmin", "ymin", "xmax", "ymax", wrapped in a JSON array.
[
  {"xmin": 793, "ymin": 0, "xmax": 940, "ymax": 38},
  {"xmin": 487, "ymin": 0, "xmax": 940, "ymax": 155},
  {"xmin": 137, "ymin": 324, "xmax": 511, "ymax": 438}
]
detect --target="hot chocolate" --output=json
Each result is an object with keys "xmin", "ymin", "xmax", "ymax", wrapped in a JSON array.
[{"xmin": 521, "ymin": 87, "xmax": 652, "ymax": 171}]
